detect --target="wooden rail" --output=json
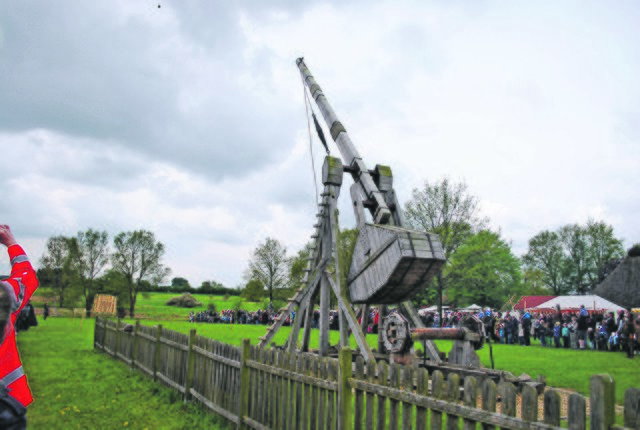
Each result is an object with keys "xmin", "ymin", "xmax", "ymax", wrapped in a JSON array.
[{"xmin": 94, "ymin": 317, "xmax": 638, "ymax": 430}]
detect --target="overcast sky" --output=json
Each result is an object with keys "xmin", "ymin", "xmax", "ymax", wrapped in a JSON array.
[{"xmin": 1, "ymin": 1, "xmax": 638, "ymax": 289}]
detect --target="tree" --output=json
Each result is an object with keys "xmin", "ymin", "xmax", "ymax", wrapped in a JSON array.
[
  {"xmin": 74, "ymin": 229, "xmax": 109, "ymax": 315},
  {"xmin": 112, "ymin": 230, "xmax": 170, "ymax": 316},
  {"xmin": 584, "ymin": 220, "xmax": 624, "ymax": 287},
  {"xmin": 445, "ymin": 230, "xmax": 522, "ymax": 309},
  {"xmin": 558, "ymin": 224, "xmax": 591, "ymax": 294},
  {"xmin": 242, "ymin": 279, "xmax": 265, "ymax": 302},
  {"xmin": 523, "ymin": 220, "xmax": 625, "ymax": 294},
  {"xmin": 246, "ymin": 237, "xmax": 290, "ymax": 306},
  {"xmin": 522, "ymin": 230, "xmax": 570, "ymax": 295},
  {"xmin": 171, "ymin": 277, "xmax": 191, "ymax": 291},
  {"xmin": 40, "ymin": 235, "xmax": 79, "ymax": 308},
  {"xmin": 404, "ymin": 178, "xmax": 487, "ymax": 322}
]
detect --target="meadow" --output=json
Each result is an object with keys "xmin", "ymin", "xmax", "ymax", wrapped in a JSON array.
[
  {"xmin": 18, "ymin": 318, "xmax": 229, "ymax": 429},
  {"xmin": 19, "ymin": 291, "xmax": 640, "ymax": 428}
]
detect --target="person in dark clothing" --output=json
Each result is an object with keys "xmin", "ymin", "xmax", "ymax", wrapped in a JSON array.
[
  {"xmin": 43, "ymin": 302, "xmax": 49, "ymax": 320},
  {"xmin": 521, "ymin": 312, "xmax": 532, "ymax": 346},
  {"xmin": 622, "ymin": 311, "xmax": 636, "ymax": 359},
  {"xmin": 576, "ymin": 305, "xmax": 589, "ymax": 349}
]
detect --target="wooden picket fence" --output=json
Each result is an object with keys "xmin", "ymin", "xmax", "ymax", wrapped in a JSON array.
[{"xmin": 94, "ymin": 318, "xmax": 640, "ymax": 429}]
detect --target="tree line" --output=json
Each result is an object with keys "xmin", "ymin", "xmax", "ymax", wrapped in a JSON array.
[
  {"xmin": 35, "ymin": 178, "xmax": 634, "ymax": 316},
  {"xmin": 242, "ymin": 177, "xmax": 634, "ymax": 312}
]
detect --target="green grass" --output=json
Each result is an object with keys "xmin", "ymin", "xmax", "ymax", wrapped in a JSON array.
[{"xmin": 18, "ymin": 318, "xmax": 230, "ymax": 429}]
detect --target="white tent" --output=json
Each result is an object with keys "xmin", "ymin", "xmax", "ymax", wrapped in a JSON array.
[
  {"xmin": 529, "ymin": 295, "xmax": 624, "ymax": 312},
  {"xmin": 461, "ymin": 304, "xmax": 482, "ymax": 311},
  {"xmin": 418, "ymin": 305, "xmax": 449, "ymax": 315}
]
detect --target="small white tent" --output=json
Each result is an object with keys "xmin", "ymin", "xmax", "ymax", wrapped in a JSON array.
[{"xmin": 530, "ymin": 295, "xmax": 624, "ymax": 312}]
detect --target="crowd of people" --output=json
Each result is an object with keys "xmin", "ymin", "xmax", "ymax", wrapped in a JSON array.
[
  {"xmin": 419, "ymin": 304, "xmax": 638, "ymax": 358},
  {"xmin": 185, "ymin": 302, "xmax": 638, "ymax": 358}
]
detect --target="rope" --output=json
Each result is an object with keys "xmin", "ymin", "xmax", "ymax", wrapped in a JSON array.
[{"xmin": 301, "ymin": 74, "xmax": 320, "ymax": 208}]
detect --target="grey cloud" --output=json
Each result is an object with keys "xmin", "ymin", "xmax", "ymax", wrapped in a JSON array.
[{"xmin": 0, "ymin": 1, "xmax": 301, "ymax": 181}]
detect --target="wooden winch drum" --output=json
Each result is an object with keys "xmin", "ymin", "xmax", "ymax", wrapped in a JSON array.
[{"xmin": 347, "ymin": 224, "xmax": 445, "ymax": 304}]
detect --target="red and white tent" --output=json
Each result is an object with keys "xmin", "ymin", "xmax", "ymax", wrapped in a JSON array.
[{"xmin": 529, "ymin": 295, "xmax": 624, "ymax": 312}]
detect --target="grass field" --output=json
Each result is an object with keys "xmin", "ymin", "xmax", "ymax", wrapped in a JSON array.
[
  {"xmin": 18, "ymin": 318, "xmax": 230, "ymax": 429},
  {"xmin": 24, "ymin": 290, "xmax": 640, "ymax": 424}
]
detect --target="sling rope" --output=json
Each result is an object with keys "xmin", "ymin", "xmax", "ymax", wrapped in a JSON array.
[{"xmin": 301, "ymin": 74, "xmax": 321, "ymax": 208}]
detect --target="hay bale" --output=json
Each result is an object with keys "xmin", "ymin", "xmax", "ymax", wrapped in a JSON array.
[{"xmin": 166, "ymin": 293, "xmax": 202, "ymax": 308}]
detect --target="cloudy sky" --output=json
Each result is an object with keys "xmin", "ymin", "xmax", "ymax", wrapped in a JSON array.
[{"xmin": 1, "ymin": 1, "xmax": 638, "ymax": 289}]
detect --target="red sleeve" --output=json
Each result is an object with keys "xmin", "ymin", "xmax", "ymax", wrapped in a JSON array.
[{"xmin": 7, "ymin": 244, "xmax": 39, "ymax": 311}]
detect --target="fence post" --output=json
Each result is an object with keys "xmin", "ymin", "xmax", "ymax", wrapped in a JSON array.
[
  {"xmin": 93, "ymin": 316, "xmax": 99, "ymax": 349},
  {"xmin": 115, "ymin": 318, "xmax": 121, "ymax": 358},
  {"xmin": 338, "ymin": 347, "xmax": 353, "ymax": 430},
  {"xmin": 238, "ymin": 338, "xmax": 251, "ymax": 430},
  {"xmin": 101, "ymin": 318, "xmax": 107, "ymax": 353},
  {"xmin": 590, "ymin": 374, "xmax": 614, "ymax": 430},
  {"xmin": 154, "ymin": 324, "xmax": 163, "ymax": 382},
  {"xmin": 131, "ymin": 319, "xmax": 140, "ymax": 370},
  {"xmin": 184, "ymin": 328, "xmax": 196, "ymax": 402}
]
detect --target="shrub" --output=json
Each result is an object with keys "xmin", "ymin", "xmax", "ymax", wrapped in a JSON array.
[
  {"xmin": 166, "ymin": 293, "xmax": 202, "ymax": 308},
  {"xmin": 629, "ymin": 243, "xmax": 640, "ymax": 258},
  {"xmin": 207, "ymin": 302, "xmax": 217, "ymax": 313}
]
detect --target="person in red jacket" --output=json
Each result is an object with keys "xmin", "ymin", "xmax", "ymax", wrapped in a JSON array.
[{"xmin": 0, "ymin": 225, "xmax": 39, "ymax": 429}]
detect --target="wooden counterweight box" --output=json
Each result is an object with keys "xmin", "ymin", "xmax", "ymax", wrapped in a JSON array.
[{"xmin": 347, "ymin": 224, "xmax": 445, "ymax": 304}]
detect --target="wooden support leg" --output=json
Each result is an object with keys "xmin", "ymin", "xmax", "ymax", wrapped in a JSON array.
[{"xmin": 325, "ymin": 273, "xmax": 375, "ymax": 363}]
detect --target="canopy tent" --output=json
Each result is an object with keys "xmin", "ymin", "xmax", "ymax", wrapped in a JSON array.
[
  {"xmin": 460, "ymin": 304, "xmax": 482, "ymax": 311},
  {"xmin": 529, "ymin": 295, "xmax": 624, "ymax": 312},
  {"xmin": 513, "ymin": 296, "xmax": 556, "ymax": 311},
  {"xmin": 418, "ymin": 305, "xmax": 450, "ymax": 315}
]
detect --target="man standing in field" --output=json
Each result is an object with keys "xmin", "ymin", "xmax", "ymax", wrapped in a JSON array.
[{"xmin": 0, "ymin": 225, "xmax": 39, "ymax": 429}]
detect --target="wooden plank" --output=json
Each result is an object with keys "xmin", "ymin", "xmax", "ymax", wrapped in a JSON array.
[
  {"xmin": 246, "ymin": 361, "xmax": 339, "ymax": 390},
  {"xmin": 366, "ymin": 359, "xmax": 376, "ymax": 430},
  {"xmin": 501, "ymin": 382, "xmax": 517, "ymax": 417},
  {"xmin": 354, "ymin": 356, "xmax": 365, "ymax": 430},
  {"xmin": 543, "ymin": 390, "xmax": 561, "ymax": 426},
  {"xmin": 402, "ymin": 366, "xmax": 414, "ymax": 430},
  {"xmin": 389, "ymin": 363, "xmax": 400, "ymax": 430},
  {"xmin": 242, "ymin": 416, "xmax": 270, "ymax": 430},
  {"xmin": 159, "ymin": 336, "xmax": 190, "ymax": 352},
  {"xmin": 446, "ymin": 373, "xmax": 460, "ymax": 430},
  {"xmin": 463, "ymin": 377, "xmax": 478, "ymax": 430},
  {"xmin": 431, "ymin": 371, "xmax": 444, "ymax": 430},
  {"xmin": 302, "ymin": 355, "xmax": 311, "ymax": 430},
  {"xmin": 376, "ymin": 361, "xmax": 388, "ymax": 430},
  {"xmin": 567, "ymin": 393, "xmax": 586, "ymax": 430},
  {"xmin": 325, "ymin": 273, "xmax": 375, "ymax": 362},
  {"xmin": 269, "ymin": 349, "xmax": 277, "ymax": 429},
  {"xmin": 338, "ymin": 348, "xmax": 353, "ymax": 430},
  {"xmin": 239, "ymin": 339, "xmax": 251, "ymax": 430},
  {"xmin": 590, "ymin": 374, "xmax": 615, "ymax": 430},
  {"xmin": 296, "ymin": 355, "xmax": 304, "ymax": 430},
  {"xmin": 310, "ymin": 356, "xmax": 318, "ymax": 430},
  {"xmin": 415, "ymin": 368, "xmax": 428, "ymax": 430},
  {"xmin": 623, "ymin": 387, "xmax": 640, "ymax": 429},
  {"xmin": 328, "ymin": 359, "xmax": 337, "ymax": 430},
  {"xmin": 259, "ymin": 348, "xmax": 268, "ymax": 425},
  {"xmin": 277, "ymin": 350, "xmax": 285, "ymax": 430},
  {"xmin": 287, "ymin": 352, "xmax": 296, "ymax": 430},
  {"xmin": 192, "ymin": 345, "xmax": 241, "ymax": 368},
  {"xmin": 521, "ymin": 384, "xmax": 538, "ymax": 422},
  {"xmin": 190, "ymin": 388, "xmax": 240, "ymax": 425},
  {"xmin": 157, "ymin": 372, "xmax": 185, "ymax": 393},
  {"xmin": 318, "ymin": 358, "xmax": 327, "ymax": 430}
]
